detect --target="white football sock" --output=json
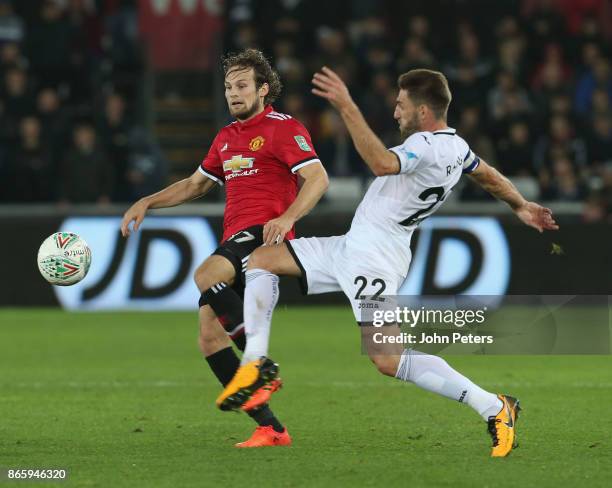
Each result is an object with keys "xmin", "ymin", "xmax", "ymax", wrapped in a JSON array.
[
  {"xmin": 395, "ymin": 349, "xmax": 503, "ymax": 420},
  {"xmin": 241, "ymin": 268, "xmax": 280, "ymax": 364}
]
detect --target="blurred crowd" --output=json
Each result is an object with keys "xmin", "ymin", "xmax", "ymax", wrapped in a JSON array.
[
  {"xmin": 226, "ymin": 0, "xmax": 612, "ymax": 220},
  {"xmin": 0, "ymin": 0, "xmax": 166, "ymax": 204},
  {"xmin": 1, "ymin": 0, "xmax": 611, "ymax": 222}
]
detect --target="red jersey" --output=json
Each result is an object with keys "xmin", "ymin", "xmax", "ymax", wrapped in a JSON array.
[{"xmin": 199, "ymin": 105, "xmax": 320, "ymax": 241}]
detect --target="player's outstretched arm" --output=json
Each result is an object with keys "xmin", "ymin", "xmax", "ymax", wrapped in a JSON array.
[
  {"xmin": 121, "ymin": 170, "xmax": 217, "ymax": 237},
  {"xmin": 469, "ymin": 158, "xmax": 559, "ymax": 233},
  {"xmin": 312, "ymin": 67, "xmax": 398, "ymax": 176},
  {"xmin": 263, "ymin": 163, "xmax": 329, "ymax": 245}
]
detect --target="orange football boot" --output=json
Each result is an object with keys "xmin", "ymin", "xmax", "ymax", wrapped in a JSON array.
[
  {"xmin": 488, "ymin": 394, "xmax": 521, "ymax": 457},
  {"xmin": 235, "ymin": 426, "xmax": 292, "ymax": 448},
  {"xmin": 216, "ymin": 357, "xmax": 279, "ymax": 411},
  {"xmin": 241, "ymin": 379, "xmax": 283, "ymax": 411}
]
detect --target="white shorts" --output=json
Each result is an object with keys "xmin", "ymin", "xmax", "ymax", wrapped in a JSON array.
[{"xmin": 286, "ymin": 235, "xmax": 405, "ymax": 322}]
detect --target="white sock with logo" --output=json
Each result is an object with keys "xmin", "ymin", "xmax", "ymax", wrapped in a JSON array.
[
  {"xmin": 395, "ymin": 349, "xmax": 503, "ymax": 420},
  {"xmin": 241, "ymin": 268, "xmax": 280, "ymax": 365}
]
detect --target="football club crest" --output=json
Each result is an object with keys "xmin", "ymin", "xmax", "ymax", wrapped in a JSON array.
[
  {"xmin": 249, "ymin": 136, "xmax": 265, "ymax": 151},
  {"xmin": 294, "ymin": 135, "xmax": 311, "ymax": 152}
]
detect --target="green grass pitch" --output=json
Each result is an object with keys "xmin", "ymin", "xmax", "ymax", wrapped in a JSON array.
[{"xmin": 1, "ymin": 307, "xmax": 611, "ymax": 487}]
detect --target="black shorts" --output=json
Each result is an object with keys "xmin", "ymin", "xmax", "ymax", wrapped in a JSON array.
[{"xmin": 212, "ymin": 225, "xmax": 264, "ymax": 296}]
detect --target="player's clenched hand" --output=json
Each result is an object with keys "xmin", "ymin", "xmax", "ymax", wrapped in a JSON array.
[
  {"xmin": 514, "ymin": 202, "xmax": 559, "ymax": 233},
  {"xmin": 120, "ymin": 199, "xmax": 149, "ymax": 237},
  {"xmin": 311, "ymin": 66, "xmax": 353, "ymax": 110},
  {"xmin": 263, "ymin": 215, "xmax": 294, "ymax": 246}
]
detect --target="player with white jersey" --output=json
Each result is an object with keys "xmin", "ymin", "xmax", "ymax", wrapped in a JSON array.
[
  {"xmin": 270, "ymin": 129, "xmax": 479, "ymax": 321},
  {"xmin": 217, "ymin": 68, "xmax": 559, "ymax": 456}
]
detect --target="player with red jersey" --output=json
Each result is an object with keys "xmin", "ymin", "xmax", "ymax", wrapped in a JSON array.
[
  {"xmin": 120, "ymin": 49, "xmax": 329, "ymax": 447},
  {"xmin": 201, "ymin": 104, "xmax": 320, "ymax": 243}
]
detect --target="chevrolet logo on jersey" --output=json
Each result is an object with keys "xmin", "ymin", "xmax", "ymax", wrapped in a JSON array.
[{"xmin": 223, "ymin": 155, "xmax": 255, "ymax": 173}]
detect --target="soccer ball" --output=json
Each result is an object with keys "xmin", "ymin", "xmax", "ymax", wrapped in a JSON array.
[{"xmin": 37, "ymin": 232, "xmax": 92, "ymax": 286}]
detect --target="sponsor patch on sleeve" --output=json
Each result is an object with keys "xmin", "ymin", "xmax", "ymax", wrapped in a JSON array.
[{"xmin": 294, "ymin": 135, "xmax": 312, "ymax": 152}]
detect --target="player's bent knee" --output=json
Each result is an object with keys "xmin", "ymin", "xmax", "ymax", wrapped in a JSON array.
[
  {"xmin": 246, "ymin": 247, "xmax": 274, "ymax": 272},
  {"xmin": 193, "ymin": 266, "xmax": 206, "ymax": 289},
  {"xmin": 193, "ymin": 256, "xmax": 235, "ymax": 291},
  {"xmin": 247, "ymin": 243, "xmax": 300, "ymax": 277},
  {"xmin": 369, "ymin": 355, "xmax": 397, "ymax": 377}
]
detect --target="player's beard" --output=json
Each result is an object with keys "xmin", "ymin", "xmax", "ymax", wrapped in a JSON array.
[
  {"xmin": 232, "ymin": 98, "xmax": 263, "ymax": 121},
  {"xmin": 399, "ymin": 112, "xmax": 421, "ymax": 139}
]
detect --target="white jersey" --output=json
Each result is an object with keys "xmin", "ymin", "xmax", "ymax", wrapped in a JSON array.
[{"xmin": 345, "ymin": 127, "xmax": 480, "ymax": 274}]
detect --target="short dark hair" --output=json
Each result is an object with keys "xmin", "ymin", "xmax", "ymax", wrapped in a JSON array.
[
  {"xmin": 398, "ymin": 69, "xmax": 451, "ymax": 119},
  {"xmin": 222, "ymin": 48, "xmax": 282, "ymax": 105}
]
